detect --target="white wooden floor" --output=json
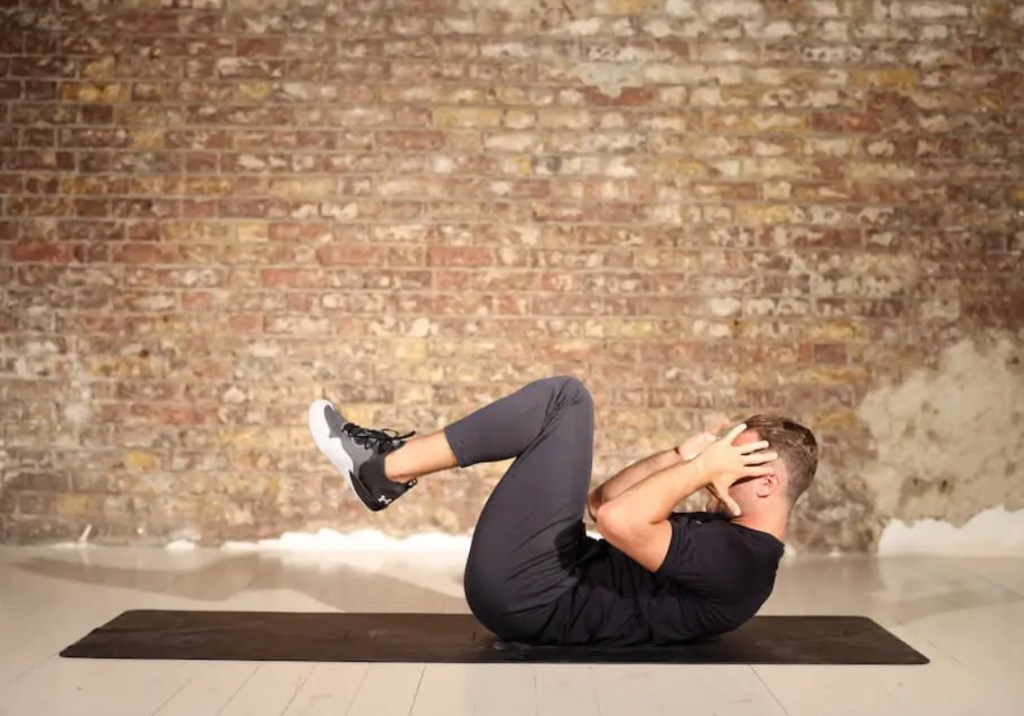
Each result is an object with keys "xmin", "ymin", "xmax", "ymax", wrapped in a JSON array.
[{"xmin": 1, "ymin": 546, "xmax": 1022, "ymax": 716}]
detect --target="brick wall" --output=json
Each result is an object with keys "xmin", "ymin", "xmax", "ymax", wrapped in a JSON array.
[{"xmin": 1, "ymin": 0, "xmax": 1021, "ymax": 549}]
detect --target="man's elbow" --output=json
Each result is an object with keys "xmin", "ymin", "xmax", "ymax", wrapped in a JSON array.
[
  {"xmin": 586, "ymin": 488, "xmax": 603, "ymax": 522},
  {"xmin": 595, "ymin": 504, "xmax": 671, "ymax": 572},
  {"xmin": 595, "ymin": 502, "xmax": 639, "ymax": 540}
]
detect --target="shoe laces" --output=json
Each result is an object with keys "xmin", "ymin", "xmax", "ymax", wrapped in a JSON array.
[{"xmin": 341, "ymin": 422, "xmax": 416, "ymax": 452}]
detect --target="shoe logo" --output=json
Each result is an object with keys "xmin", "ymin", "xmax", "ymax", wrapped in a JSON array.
[{"xmin": 377, "ymin": 495, "xmax": 392, "ymax": 506}]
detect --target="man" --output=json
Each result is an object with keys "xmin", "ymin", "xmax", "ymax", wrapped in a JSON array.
[{"xmin": 309, "ymin": 375, "xmax": 818, "ymax": 646}]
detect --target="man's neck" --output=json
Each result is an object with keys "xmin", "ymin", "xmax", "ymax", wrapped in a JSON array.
[{"xmin": 732, "ymin": 508, "xmax": 788, "ymax": 542}]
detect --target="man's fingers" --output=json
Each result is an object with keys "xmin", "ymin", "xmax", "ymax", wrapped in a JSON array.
[
  {"xmin": 704, "ymin": 490, "xmax": 719, "ymax": 512},
  {"xmin": 708, "ymin": 478, "xmax": 741, "ymax": 516},
  {"xmin": 744, "ymin": 450, "xmax": 778, "ymax": 465},
  {"xmin": 745, "ymin": 465, "xmax": 776, "ymax": 477},
  {"xmin": 739, "ymin": 440, "xmax": 770, "ymax": 454},
  {"xmin": 724, "ymin": 422, "xmax": 747, "ymax": 444},
  {"xmin": 706, "ymin": 415, "xmax": 731, "ymax": 435},
  {"xmin": 724, "ymin": 496, "xmax": 742, "ymax": 517},
  {"xmin": 681, "ymin": 433, "xmax": 714, "ymax": 460}
]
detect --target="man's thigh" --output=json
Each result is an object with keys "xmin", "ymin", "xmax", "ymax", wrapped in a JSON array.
[{"xmin": 463, "ymin": 381, "xmax": 595, "ymax": 636}]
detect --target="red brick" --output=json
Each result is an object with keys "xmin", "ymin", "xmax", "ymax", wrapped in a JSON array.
[
  {"xmin": 72, "ymin": 245, "xmax": 109, "ymax": 263},
  {"xmin": 181, "ymin": 291, "xmax": 214, "ymax": 311},
  {"xmin": 7, "ymin": 243, "xmax": 74, "ymax": 263},
  {"xmin": 284, "ymin": 293, "xmax": 317, "ymax": 312},
  {"xmin": 6, "ymin": 150, "xmax": 76, "ymax": 171},
  {"xmin": 79, "ymin": 104, "xmax": 115, "ymax": 124},
  {"xmin": 237, "ymin": 37, "xmax": 286, "ymax": 56},
  {"xmin": 266, "ymin": 222, "xmax": 328, "ymax": 242},
  {"xmin": 433, "ymin": 292, "xmax": 495, "ymax": 315},
  {"xmin": 167, "ymin": 130, "xmax": 232, "ymax": 150},
  {"xmin": 377, "ymin": 131, "xmax": 447, "ymax": 150},
  {"xmin": 315, "ymin": 244, "xmax": 384, "ymax": 266},
  {"xmin": 181, "ymin": 199, "xmax": 217, "ymax": 218},
  {"xmin": 580, "ymin": 86, "xmax": 656, "ymax": 106},
  {"xmin": 126, "ymin": 221, "xmax": 160, "ymax": 242},
  {"xmin": 10, "ymin": 57, "xmax": 77, "ymax": 79},
  {"xmin": 812, "ymin": 112, "xmax": 884, "ymax": 133},
  {"xmin": 426, "ymin": 246, "xmax": 493, "ymax": 267},
  {"xmin": 0, "ymin": 222, "xmax": 19, "ymax": 241},
  {"xmin": 0, "ymin": 81, "xmax": 22, "ymax": 101},
  {"xmin": 812, "ymin": 343, "xmax": 848, "ymax": 364},
  {"xmin": 0, "ymin": 29, "xmax": 21, "ymax": 53},
  {"xmin": 261, "ymin": 268, "xmax": 326, "ymax": 288},
  {"xmin": 228, "ymin": 314, "xmax": 263, "ymax": 333},
  {"xmin": 129, "ymin": 404, "xmax": 208, "ymax": 426},
  {"xmin": 116, "ymin": 11, "xmax": 180, "ymax": 34},
  {"xmin": 218, "ymin": 198, "xmax": 274, "ymax": 218},
  {"xmin": 23, "ymin": 81, "xmax": 57, "ymax": 102}
]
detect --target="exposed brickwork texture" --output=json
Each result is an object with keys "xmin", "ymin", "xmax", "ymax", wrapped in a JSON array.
[{"xmin": 1, "ymin": 0, "xmax": 1022, "ymax": 550}]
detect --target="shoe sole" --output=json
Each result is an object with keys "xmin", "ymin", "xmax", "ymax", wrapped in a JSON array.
[{"xmin": 307, "ymin": 399, "xmax": 357, "ymax": 492}]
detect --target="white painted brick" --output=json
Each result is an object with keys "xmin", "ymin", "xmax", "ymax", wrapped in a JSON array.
[{"xmin": 699, "ymin": 0, "xmax": 764, "ymax": 23}]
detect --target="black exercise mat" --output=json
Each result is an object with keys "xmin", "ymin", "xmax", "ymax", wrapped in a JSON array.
[{"xmin": 60, "ymin": 610, "xmax": 928, "ymax": 665}]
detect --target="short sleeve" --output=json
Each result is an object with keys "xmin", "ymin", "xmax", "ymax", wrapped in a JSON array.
[{"xmin": 653, "ymin": 516, "xmax": 742, "ymax": 596}]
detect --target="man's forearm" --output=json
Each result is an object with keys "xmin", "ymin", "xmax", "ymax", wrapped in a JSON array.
[
  {"xmin": 587, "ymin": 447, "xmax": 682, "ymax": 518},
  {"xmin": 599, "ymin": 457, "xmax": 708, "ymax": 527}
]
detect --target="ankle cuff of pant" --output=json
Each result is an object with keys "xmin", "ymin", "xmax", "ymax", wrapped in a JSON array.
[{"xmin": 442, "ymin": 425, "xmax": 471, "ymax": 468}]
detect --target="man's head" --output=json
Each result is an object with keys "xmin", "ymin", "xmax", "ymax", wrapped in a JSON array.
[
  {"xmin": 744, "ymin": 414, "xmax": 818, "ymax": 504},
  {"xmin": 705, "ymin": 414, "xmax": 818, "ymax": 518}
]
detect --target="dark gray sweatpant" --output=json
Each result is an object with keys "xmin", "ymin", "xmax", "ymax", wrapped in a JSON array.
[{"xmin": 443, "ymin": 375, "xmax": 595, "ymax": 641}]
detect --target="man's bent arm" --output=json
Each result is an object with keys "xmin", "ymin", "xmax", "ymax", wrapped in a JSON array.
[
  {"xmin": 586, "ymin": 447, "xmax": 683, "ymax": 520},
  {"xmin": 595, "ymin": 458, "xmax": 709, "ymax": 571}
]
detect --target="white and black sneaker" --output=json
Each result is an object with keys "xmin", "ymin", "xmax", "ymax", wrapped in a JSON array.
[{"xmin": 307, "ymin": 399, "xmax": 417, "ymax": 512}]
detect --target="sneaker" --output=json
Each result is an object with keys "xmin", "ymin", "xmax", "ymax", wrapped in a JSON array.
[{"xmin": 307, "ymin": 399, "xmax": 418, "ymax": 512}]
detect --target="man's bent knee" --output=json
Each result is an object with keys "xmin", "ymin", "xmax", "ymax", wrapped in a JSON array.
[{"xmin": 551, "ymin": 375, "xmax": 593, "ymax": 411}]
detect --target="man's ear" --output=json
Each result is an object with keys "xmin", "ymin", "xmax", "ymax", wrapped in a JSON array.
[{"xmin": 756, "ymin": 472, "xmax": 781, "ymax": 498}]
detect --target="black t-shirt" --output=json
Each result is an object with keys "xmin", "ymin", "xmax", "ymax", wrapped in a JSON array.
[{"xmin": 539, "ymin": 511, "xmax": 785, "ymax": 646}]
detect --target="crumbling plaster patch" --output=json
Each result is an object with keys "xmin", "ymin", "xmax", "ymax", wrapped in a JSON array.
[{"xmin": 858, "ymin": 334, "xmax": 1024, "ymax": 537}]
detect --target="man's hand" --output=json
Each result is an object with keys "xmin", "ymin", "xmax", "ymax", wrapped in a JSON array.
[
  {"xmin": 693, "ymin": 423, "xmax": 777, "ymax": 517},
  {"xmin": 675, "ymin": 416, "xmax": 731, "ymax": 461},
  {"xmin": 703, "ymin": 488, "xmax": 726, "ymax": 515},
  {"xmin": 675, "ymin": 431, "xmax": 715, "ymax": 462}
]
